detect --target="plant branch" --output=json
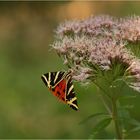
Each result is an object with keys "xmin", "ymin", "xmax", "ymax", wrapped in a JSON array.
[
  {"xmin": 112, "ymin": 98, "xmax": 123, "ymax": 139},
  {"xmin": 94, "ymin": 82, "xmax": 112, "ymax": 115},
  {"xmin": 98, "ymin": 93, "xmax": 112, "ymax": 115}
]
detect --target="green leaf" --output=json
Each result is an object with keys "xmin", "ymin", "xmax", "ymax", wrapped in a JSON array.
[
  {"xmin": 124, "ymin": 119, "xmax": 140, "ymax": 134},
  {"xmin": 128, "ymin": 118, "xmax": 140, "ymax": 126},
  {"xmin": 118, "ymin": 106, "xmax": 140, "ymax": 135},
  {"xmin": 79, "ymin": 112, "xmax": 109, "ymax": 125},
  {"xmin": 89, "ymin": 117, "xmax": 112, "ymax": 139},
  {"xmin": 123, "ymin": 118, "xmax": 140, "ymax": 136},
  {"xmin": 118, "ymin": 106, "xmax": 132, "ymax": 130},
  {"xmin": 118, "ymin": 107, "xmax": 140, "ymax": 126},
  {"xmin": 129, "ymin": 126, "xmax": 140, "ymax": 133}
]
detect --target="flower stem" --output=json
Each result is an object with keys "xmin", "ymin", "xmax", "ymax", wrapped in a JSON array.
[{"xmin": 112, "ymin": 98, "xmax": 123, "ymax": 139}]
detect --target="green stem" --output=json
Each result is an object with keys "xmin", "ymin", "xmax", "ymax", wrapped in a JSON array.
[
  {"xmin": 94, "ymin": 82, "xmax": 112, "ymax": 115},
  {"xmin": 112, "ymin": 98, "xmax": 123, "ymax": 139},
  {"xmin": 94, "ymin": 81, "xmax": 123, "ymax": 139}
]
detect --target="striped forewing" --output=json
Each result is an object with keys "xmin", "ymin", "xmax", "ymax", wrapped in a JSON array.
[{"xmin": 41, "ymin": 71, "xmax": 65, "ymax": 88}]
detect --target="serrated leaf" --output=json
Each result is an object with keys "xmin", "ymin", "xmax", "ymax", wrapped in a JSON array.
[
  {"xmin": 90, "ymin": 117, "xmax": 112, "ymax": 138},
  {"xmin": 79, "ymin": 112, "xmax": 109, "ymax": 125}
]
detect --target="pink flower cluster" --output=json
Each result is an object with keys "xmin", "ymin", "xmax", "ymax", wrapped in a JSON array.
[
  {"xmin": 56, "ymin": 15, "xmax": 140, "ymax": 42},
  {"xmin": 52, "ymin": 15, "xmax": 140, "ymax": 92},
  {"xmin": 56, "ymin": 15, "xmax": 117, "ymax": 38},
  {"xmin": 119, "ymin": 16, "xmax": 140, "ymax": 42}
]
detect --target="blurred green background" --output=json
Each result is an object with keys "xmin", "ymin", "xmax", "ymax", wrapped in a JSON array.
[{"xmin": 0, "ymin": 1, "xmax": 140, "ymax": 139}]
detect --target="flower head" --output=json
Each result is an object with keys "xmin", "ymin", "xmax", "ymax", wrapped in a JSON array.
[
  {"xmin": 56, "ymin": 15, "xmax": 118, "ymax": 38},
  {"xmin": 56, "ymin": 15, "xmax": 140, "ymax": 42},
  {"xmin": 118, "ymin": 16, "xmax": 140, "ymax": 42},
  {"xmin": 52, "ymin": 15, "xmax": 140, "ymax": 92},
  {"xmin": 52, "ymin": 35, "xmax": 135, "ymax": 82}
]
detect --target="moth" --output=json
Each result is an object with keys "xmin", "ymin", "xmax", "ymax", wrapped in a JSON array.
[{"xmin": 41, "ymin": 71, "xmax": 78, "ymax": 111}]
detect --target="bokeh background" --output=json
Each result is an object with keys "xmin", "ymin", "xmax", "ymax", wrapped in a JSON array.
[{"xmin": 1, "ymin": 1, "xmax": 140, "ymax": 139}]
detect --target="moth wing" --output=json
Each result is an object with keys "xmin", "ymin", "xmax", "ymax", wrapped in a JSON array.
[
  {"xmin": 65, "ymin": 74, "xmax": 78, "ymax": 111},
  {"xmin": 41, "ymin": 71, "xmax": 78, "ymax": 111},
  {"xmin": 41, "ymin": 71, "xmax": 67, "ymax": 103},
  {"xmin": 41, "ymin": 71, "xmax": 65, "ymax": 88}
]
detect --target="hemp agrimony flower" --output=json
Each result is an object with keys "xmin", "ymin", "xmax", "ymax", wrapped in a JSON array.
[{"xmin": 52, "ymin": 15, "xmax": 140, "ymax": 139}]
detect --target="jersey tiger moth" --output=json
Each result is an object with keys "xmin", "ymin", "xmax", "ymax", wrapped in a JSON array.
[{"xmin": 41, "ymin": 71, "xmax": 78, "ymax": 111}]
